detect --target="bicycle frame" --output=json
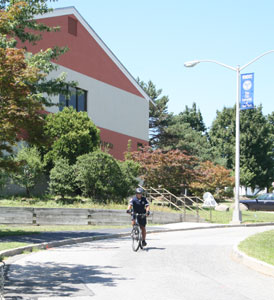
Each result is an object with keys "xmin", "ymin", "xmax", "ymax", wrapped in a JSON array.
[{"xmin": 131, "ymin": 213, "xmax": 146, "ymax": 252}]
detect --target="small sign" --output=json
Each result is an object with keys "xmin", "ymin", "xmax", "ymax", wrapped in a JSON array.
[
  {"xmin": 202, "ymin": 192, "xmax": 217, "ymax": 208},
  {"xmin": 240, "ymin": 73, "xmax": 254, "ymax": 110}
]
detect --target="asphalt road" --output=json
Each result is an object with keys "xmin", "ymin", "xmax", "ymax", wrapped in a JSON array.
[{"xmin": 4, "ymin": 225, "xmax": 274, "ymax": 300}]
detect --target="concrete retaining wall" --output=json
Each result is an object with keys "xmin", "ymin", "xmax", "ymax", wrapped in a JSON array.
[{"xmin": 0, "ymin": 207, "xmax": 199, "ymax": 225}]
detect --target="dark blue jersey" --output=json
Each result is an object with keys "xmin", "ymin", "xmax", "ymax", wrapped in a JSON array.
[{"xmin": 130, "ymin": 196, "xmax": 149, "ymax": 214}]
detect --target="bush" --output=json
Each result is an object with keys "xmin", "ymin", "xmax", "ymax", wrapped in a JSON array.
[
  {"xmin": 12, "ymin": 145, "xmax": 44, "ymax": 197},
  {"xmin": 119, "ymin": 160, "xmax": 140, "ymax": 197},
  {"xmin": 0, "ymin": 169, "xmax": 8, "ymax": 194},
  {"xmin": 49, "ymin": 158, "xmax": 75, "ymax": 199},
  {"xmin": 44, "ymin": 107, "xmax": 100, "ymax": 166},
  {"xmin": 75, "ymin": 151, "xmax": 127, "ymax": 202}
]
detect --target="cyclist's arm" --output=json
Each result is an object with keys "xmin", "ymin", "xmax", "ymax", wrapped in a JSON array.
[
  {"xmin": 127, "ymin": 200, "xmax": 133, "ymax": 213},
  {"xmin": 145, "ymin": 203, "xmax": 150, "ymax": 215}
]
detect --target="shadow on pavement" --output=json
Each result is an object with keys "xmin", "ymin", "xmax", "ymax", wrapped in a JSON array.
[
  {"xmin": 4, "ymin": 261, "xmax": 132, "ymax": 298},
  {"xmin": 143, "ymin": 247, "xmax": 166, "ymax": 252},
  {"xmin": 0, "ymin": 231, "xmax": 112, "ymax": 244}
]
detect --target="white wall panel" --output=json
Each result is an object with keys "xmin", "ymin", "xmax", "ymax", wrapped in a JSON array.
[{"xmin": 47, "ymin": 66, "xmax": 149, "ymax": 141}]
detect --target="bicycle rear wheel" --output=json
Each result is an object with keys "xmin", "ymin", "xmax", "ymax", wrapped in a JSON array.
[{"xmin": 131, "ymin": 225, "xmax": 141, "ymax": 251}]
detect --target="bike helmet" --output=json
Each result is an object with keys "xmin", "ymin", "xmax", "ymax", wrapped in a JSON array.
[{"xmin": 135, "ymin": 187, "xmax": 144, "ymax": 194}]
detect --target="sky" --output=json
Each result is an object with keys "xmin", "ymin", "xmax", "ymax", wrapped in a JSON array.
[{"xmin": 47, "ymin": 0, "xmax": 274, "ymax": 128}]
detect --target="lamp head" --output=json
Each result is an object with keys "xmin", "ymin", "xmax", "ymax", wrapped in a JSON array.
[{"xmin": 184, "ymin": 60, "xmax": 200, "ymax": 68}]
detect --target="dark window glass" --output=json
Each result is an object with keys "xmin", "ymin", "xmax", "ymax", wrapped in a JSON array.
[
  {"xmin": 59, "ymin": 87, "xmax": 87, "ymax": 112},
  {"xmin": 69, "ymin": 87, "xmax": 77, "ymax": 110},
  {"xmin": 78, "ymin": 90, "xmax": 87, "ymax": 112},
  {"xmin": 137, "ymin": 142, "xmax": 143, "ymax": 150},
  {"xmin": 59, "ymin": 94, "xmax": 66, "ymax": 111}
]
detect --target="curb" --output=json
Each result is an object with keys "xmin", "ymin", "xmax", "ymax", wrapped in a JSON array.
[
  {"xmin": 232, "ymin": 244, "xmax": 274, "ymax": 278},
  {"xmin": 1, "ymin": 222, "xmax": 274, "ymax": 259}
]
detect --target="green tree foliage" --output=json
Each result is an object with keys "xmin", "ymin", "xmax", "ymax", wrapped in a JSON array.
[
  {"xmin": 177, "ymin": 103, "xmax": 207, "ymax": 133},
  {"xmin": 74, "ymin": 151, "xmax": 127, "ymax": 202},
  {"xmin": 137, "ymin": 78, "xmax": 172, "ymax": 147},
  {"xmin": 155, "ymin": 103, "xmax": 225, "ymax": 164},
  {"xmin": 0, "ymin": 169, "xmax": 8, "ymax": 193},
  {"xmin": 158, "ymin": 114, "xmax": 224, "ymax": 164},
  {"xmin": 118, "ymin": 160, "xmax": 140, "ymax": 196},
  {"xmin": 0, "ymin": 0, "xmax": 76, "ymax": 170},
  {"xmin": 131, "ymin": 146, "xmax": 198, "ymax": 195},
  {"xmin": 12, "ymin": 145, "xmax": 44, "ymax": 197},
  {"xmin": 209, "ymin": 105, "xmax": 274, "ymax": 190},
  {"xmin": 268, "ymin": 112, "xmax": 274, "ymax": 160},
  {"xmin": 49, "ymin": 158, "xmax": 75, "ymax": 199},
  {"xmin": 44, "ymin": 107, "xmax": 100, "ymax": 166}
]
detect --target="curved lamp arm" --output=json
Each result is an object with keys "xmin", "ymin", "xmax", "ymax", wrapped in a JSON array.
[
  {"xmin": 240, "ymin": 50, "xmax": 274, "ymax": 71},
  {"xmin": 184, "ymin": 60, "xmax": 236, "ymax": 71}
]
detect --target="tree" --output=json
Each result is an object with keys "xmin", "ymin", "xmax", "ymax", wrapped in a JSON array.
[
  {"xmin": 158, "ymin": 114, "xmax": 225, "ymax": 164},
  {"xmin": 11, "ymin": 145, "xmax": 44, "ymax": 197},
  {"xmin": 0, "ymin": 0, "xmax": 75, "ymax": 170},
  {"xmin": 137, "ymin": 78, "xmax": 172, "ymax": 148},
  {"xmin": 74, "ymin": 151, "xmax": 126, "ymax": 202},
  {"xmin": 118, "ymin": 160, "xmax": 140, "ymax": 196},
  {"xmin": 130, "ymin": 146, "xmax": 198, "ymax": 195},
  {"xmin": 189, "ymin": 161, "xmax": 234, "ymax": 199},
  {"xmin": 44, "ymin": 107, "xmax": 100, "ymax": 166},
  {"xmin": 209, "ymin": 105, "xmax": 274, "ymax": 190},
  {"xmin": 49, "ymin": 158, "xmax": 75, "ymax": 199},
  {"xmin": 177, "ymin": 102, "xmax": 207, "ymax": 133}
]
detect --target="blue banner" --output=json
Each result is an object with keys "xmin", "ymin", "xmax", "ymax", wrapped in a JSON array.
[{"xmin": 240, "ymin": 73, "xmax": 254, "ymax": 110}]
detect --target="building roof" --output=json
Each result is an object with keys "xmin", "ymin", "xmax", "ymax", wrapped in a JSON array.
[{"xmin": 36, "ymin": 6, "xmax": 154, "ymax": 105}]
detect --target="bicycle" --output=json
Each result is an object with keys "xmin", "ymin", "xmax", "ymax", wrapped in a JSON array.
[{"xmin": 130, "ymin": 213, "xmax": 147, "ymax": 252}]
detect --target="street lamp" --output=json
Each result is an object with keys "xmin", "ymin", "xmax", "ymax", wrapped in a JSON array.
[{"xmin": 184, "ymin": 50, "xmax": 274, "ymax": 224}]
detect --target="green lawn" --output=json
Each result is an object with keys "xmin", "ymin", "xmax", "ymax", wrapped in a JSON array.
[
  {"xmin": 238, "ymin": 230, "xmax": 274, "ymax": 266},
  {"xmin": 0, "ymin": 242, "xmax": 29, "ymax": 252},
  {"xmin": 199, "ymin": 209, "xmax": 274, "ymax": 224}
]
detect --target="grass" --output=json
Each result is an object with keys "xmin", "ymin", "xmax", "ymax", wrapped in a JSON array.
[
  {"xmin": 0, "ymin": 196, "xmax": 128, "ymax": 209},
  {"xmin": 238, "ymin": 230, "xmax": 274, "ymax": 266},
  {"xmin": 0, "ymin": 242, "xmax": 29, "ymax": 252},
  {"xmin": 199, "ymin": 209, "xmax": 274, "ymax": 224}
]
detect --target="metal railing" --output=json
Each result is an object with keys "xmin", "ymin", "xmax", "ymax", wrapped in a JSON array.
[{"xmin": 140, "ymin": 185, "xmax": 209, "ymax": 222}]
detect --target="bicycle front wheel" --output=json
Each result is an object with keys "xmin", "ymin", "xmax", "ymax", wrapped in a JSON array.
[{"xmin": 131, "ymin": 226, "xmax": 141, "ymax": 251}]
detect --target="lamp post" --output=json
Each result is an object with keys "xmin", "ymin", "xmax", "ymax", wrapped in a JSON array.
[{"xmin": 184, "ymin": 50, "xmax": 274, "ymax": 224}]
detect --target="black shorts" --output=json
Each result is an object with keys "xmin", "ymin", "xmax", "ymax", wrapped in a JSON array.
[{"xmin": 132, "ymin": 214, "xmax": 147, "ymax": 227}]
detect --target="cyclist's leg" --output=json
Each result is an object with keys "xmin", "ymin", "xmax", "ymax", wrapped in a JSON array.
[
  {"xmin": 131, "ymin": 214, "xmax": 136, "ymax": 226},
  {"xmin": 139, "ymin": 216, "xmax": 147, "ymax": 245},
  {"xmin": 140, "ymin": 225, "xmax": 146, "ymax": 241}
]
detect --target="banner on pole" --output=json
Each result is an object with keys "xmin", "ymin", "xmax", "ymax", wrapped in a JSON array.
[{"xmin": 240, "ymin": 73, "xmax": 254, "ymax": 110}]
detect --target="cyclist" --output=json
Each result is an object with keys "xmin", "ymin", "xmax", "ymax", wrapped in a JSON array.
[{"xmin": 127, "ymin": 187, "xmax": 150, "ymax": 246}]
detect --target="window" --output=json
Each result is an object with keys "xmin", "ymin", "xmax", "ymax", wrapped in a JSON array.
[
  {"xmin": 59, "ymin": 87, "xmax": 87, "ymax": 112},
  {"xmin": 137, "ymin": 142, "xmax": 144, "ymax": 150}
]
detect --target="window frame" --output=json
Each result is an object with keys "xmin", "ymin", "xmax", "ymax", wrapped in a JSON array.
[{"xmin": 59, "ymin": 86, "xmax": 87, "ymax": 112}]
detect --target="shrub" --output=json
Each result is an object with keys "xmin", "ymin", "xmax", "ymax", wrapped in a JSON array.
[
  {"xmin": 119, "ymin": 160, "xmax": 140, "ymax": 197},
  {"xmin": 75, "ymin": 151, "xmax": 126, "ymax": 202},
  {"xmin": 12, "ymin": 145, "xmax": 44, "ymax": 197},
  {"xmin": 49, "ymin": 158, "xmax": 75, "ymax": 199},
  {"xmin": 0, "ymin": 169, "xmax": 8, "ymax": 193},
  {"xmin": 44, "ymin": 107, "xmax": 100, "ymax": 166}
]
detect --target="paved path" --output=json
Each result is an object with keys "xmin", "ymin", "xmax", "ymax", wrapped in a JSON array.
[{"xmin": 2, "ymin": 224, "xmax": 274, "ymax": 300}]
